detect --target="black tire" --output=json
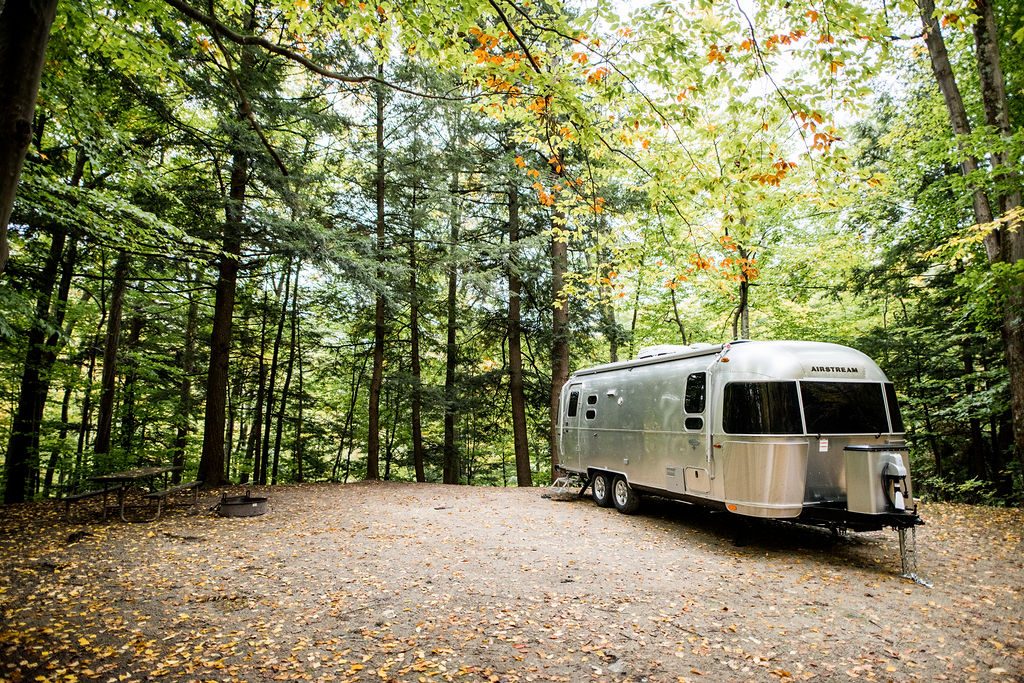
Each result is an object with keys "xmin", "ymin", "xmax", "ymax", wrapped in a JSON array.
[
  {"xmin": 612, "ymin": 475, "xmax": 641, "ymax": 514},
  {"xmin": 592, "ymin": 471, "xmax": 613, "ymax": 508}
]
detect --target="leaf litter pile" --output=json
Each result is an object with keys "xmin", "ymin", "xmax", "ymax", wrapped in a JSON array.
[{"xmin": 1, "ymin": 481, "xmax": 1021, "ymax": 682}]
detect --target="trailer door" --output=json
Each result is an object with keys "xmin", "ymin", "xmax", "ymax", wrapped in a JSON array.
[{"xmin": 561, "ymin": 383, "xmax": 583, "ymax": 470}]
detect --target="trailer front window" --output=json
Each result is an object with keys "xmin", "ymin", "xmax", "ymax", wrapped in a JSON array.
[
  {"xmin": 800, "ymin": 382, "xmax": 889, "ymax": 434},
  {"xmin": 723, "ymin": 382, "xmax": 802, "ymax": 434}
]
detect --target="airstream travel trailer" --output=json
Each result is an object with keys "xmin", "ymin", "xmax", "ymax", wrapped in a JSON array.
[{"xmin": 557, "ymin": 340, "xmax": 923, "ymax": 534}]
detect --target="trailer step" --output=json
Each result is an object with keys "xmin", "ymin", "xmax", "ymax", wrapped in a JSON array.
[{"xmin": 547, "ymin": 474, "xmax": 590, "ymax": 500}]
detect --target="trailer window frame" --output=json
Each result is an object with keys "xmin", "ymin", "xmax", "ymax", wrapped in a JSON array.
[
  {"xmin": 567, "ymin": 390, "xmax": 580, "ymax": 418},
  {"xmin": 884, "ymin": 382, "xmax": 905, "ymax": 433},
  {"xmin": 684, "ymin": 372, "xmax": 706, "ymax": 414}
]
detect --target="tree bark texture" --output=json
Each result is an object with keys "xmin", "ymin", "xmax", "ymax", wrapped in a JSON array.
[
  {"xmin": 920, "ymin": 0, "xmax": 1024, "ymax": 466},
  {"xmin": 271, "ymin": 261, "xmax": 300, "ymax": 485},
  {"xmin": 172, "ymin": 272, "xmax": 200, "ymax": 484},
  {"xmin": 0, "ymin": 0, "xmax": 58, "ymax": 275},
  {"xmin": 409, "ymin": 199, "xmax": 426, "ymax": 483},
  {"xmin": 366, "ymin": 61, "xmax": 386, "ymax": 482},
  {"xmin": 261, "ymin": 262, "xmax": 291, "ymax": 484},
  {"xmin": 443, "ymin": 165, "xmax": 460, "ymax": 485},
  {"xmin": 3, "ymin": 227, "xmax": 66, "ymax": 502},
  {"xmin": 549, "ymin": 206, "xmax": 569, "ymax": 478},
  {"xmin": 199, "ymin": 144, "xmax": 247, "ymax": 487},
  {"xmin": 294, "ymin": 300, "xmax": 305, "ymax": 483},
  {"xmin": 507, "ymin": 182, "xmax": 532, "ymax": 487},
  {"xmin": 245, "ymin": 292, "xmax": 270, "ymax": 483},
  {"xmin": 93, "ymin": 250, "xmax": 130, "ymax": 461}
]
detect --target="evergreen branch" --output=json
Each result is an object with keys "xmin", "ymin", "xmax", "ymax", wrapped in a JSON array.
[{"xmin": 205, "ymin": 9, "xmax": 290, "ymax": 176}]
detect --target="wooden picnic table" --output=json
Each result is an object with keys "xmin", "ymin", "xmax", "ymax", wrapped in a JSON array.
[{"xmin": 89, "ymin": 466, "xmax": 183, "ymax": 522}]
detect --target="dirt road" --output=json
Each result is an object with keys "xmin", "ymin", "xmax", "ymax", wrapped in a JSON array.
[{"xmin": 1, "ymin": 481, "xmax": 1021, "ymax": 681}]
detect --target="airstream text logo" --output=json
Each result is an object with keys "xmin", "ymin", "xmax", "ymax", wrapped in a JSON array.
[{"xmin": 811, "ymin": 366, "xmax": 860, "ymax": 373}]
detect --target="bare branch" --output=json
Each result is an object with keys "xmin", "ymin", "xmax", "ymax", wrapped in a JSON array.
[
  {"xmin": 163, "ymin": 0, "xmax": 475, "ymax": 102},
  {"xmin": 487, "ymin": 0, "xmax": 543, "ymax": 74}
]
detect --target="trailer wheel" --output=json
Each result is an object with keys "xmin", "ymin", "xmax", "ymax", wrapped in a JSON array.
[
  {"xmin": 612, "ymin": 475, "xmax": 641, "ymax": 514},
  {"xmin": 592, "ymin": 472, "xmax": 613, "ymax": 508}
]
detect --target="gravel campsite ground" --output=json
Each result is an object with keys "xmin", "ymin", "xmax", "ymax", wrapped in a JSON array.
[{"xmin": 1, "ymin": 481, "xmax": 1022, "ymax": 682}]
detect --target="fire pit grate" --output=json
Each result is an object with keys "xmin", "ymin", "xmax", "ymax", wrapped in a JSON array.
[{"xmin": 217, "ymin": 490, "xmax": 268, "ymax": 518}]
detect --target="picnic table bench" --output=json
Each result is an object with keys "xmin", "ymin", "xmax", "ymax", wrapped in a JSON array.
[
  {"xmin": 143, "ymin": 480, "xmax": 202, "ymax": 519},
  {"xmin": 62, "ymin": 486, "xmax": 116, "ymax": 520}
]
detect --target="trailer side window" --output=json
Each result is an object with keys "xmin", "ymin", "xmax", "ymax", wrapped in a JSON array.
[
  {"xmin": 884, "ymin": 383, "xmax": 905, "ymax": 433},
  {"xmin": 723, "ymin": 382, "xmax": 802, "ymax": 434},
  {"xmin": 684, "ymin": 372, "xmax": 706, "ymax": 413},
  {"xmin": 567, "ymin": 391, "xmax": 579, "ymax": 418},
  {"xmin": 586, "ymin": 394, "xmax": 598, "ymax": 405},
  {"xmin": 585, "ymin": 408, "xmax": 597, "ymax": 420}
]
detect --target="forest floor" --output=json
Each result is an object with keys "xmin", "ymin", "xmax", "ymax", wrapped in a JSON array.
[{"xmin": 0, "ymin": 481, "xmax": 1021, "ymax": 682}]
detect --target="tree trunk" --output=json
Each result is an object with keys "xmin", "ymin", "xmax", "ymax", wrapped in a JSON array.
[
  {"xmin": 171, "ymin": 270, "xmax": 200, "ymax": 484},
  {"xmin": 198, "ymin": 1, "xmax": 257, "ymax": 487},
  {"xmin": 271, "ymin": 261, "xmax": 300, "ymax": 485},
  {"xmin": 2, "ymin": 231, "xmax": 62, "ymax": 502},
  {"xmin": 3, "ymin": 152, "xmax": 84, "ymax": 502},
  {"xmin": 383, "ymin": 381, "xmax": 399, "ymax": 481},
  {"xmin": 963, "ymin": 347, "xmax": 988, "ymax": 480},
  {"xmin": 920, "ymin": 0, "xmax": 1024, "ymax": 465},
  {"xmin": 332, "ymin": 351, "xmax": 368, "ymax": 482},
  {"xmin": 117, "ymin": 314, "xmax": 145, "ymax": 461},
  {"xmin": 918, "ymin": 0, "xmax": 995, "ymax": 227},
  {"xmin": 367, "ymin": 59, "xmax": 387, "ymax": 482},
  {"xmin": 443, "ymin": 162, "xmax": 460, "ymax": 486},
  {"xmin": 732, "ymin": 279, "xmax": 749, "ymax": 340},
  {"xmin": 507, "ymin": 181, "xmax": 532, "ymax": 487},
  {"xmin": 294, "ymin": 304, "xmax": 304, "ymax": 483},
  {"xmin": 0, "ymin": 0, "xmax": 58, "ymax": 275},
  {"xmin": 409, "ymin": 195, "xmax": 426, "ymax": 483},
  {"xmin": 198, "ymin": 141, "xmax": 246, "ymax": 487},
  {"xmin": 971, "ymin": 0, "xmax": 1024, "ymax": 471},
  {"xmin": 42, "ymin": 381, "xmax": 74, "ymax": 497},
  {"xmin": 261, "ymin": 262, "xmax": 292, "ymax": 484},
  {"xmin": 669, "ymin": 287, "xmax": 687, "ymax": 346},
  {"xmin": 75, "ymin": 276, "xmax": 109, "ymax": 488},
  {"xmin": 245, "ymin": 292, "xmax": 270, "ymax": 484},
  {"xmin": 93, "ymin": 250, "xmax": 130, "ymax": 464},
  {"xmin": 549, "ymin": 203, "xmax": 569, "ymax": 478}
]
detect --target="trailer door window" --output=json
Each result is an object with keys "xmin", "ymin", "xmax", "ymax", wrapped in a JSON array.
[
  {"xmin": 801, "ymin": 382, "xmax": 889, "ymax": 434},
  {"xmin": 884, "ymin": 383, "xmax": 905, "ymax": 433},
  {"xmin": 723, "ymin": 382, "xmax": 802, "ymax": 434},
  {"xmin": 684, "ymin": 372, "xmax": 706, "ymax": 414},
  {"xmin": 567, "ymin": 391, "xmax": 579, "ymax": 418}
]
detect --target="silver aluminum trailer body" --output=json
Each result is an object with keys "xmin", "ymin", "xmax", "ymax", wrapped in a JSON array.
[{"xmin": 557, "ymin": 340, "xmax": 921, "ymax": 531}]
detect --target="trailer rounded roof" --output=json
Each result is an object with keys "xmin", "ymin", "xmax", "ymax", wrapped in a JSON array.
[
  {"xmin": 569, "ymin": 340, "xmax": 890, "ymax": 382},
  {"xmin": 720, "ymin": 340, "xmax": 889, "ymax": 381}
]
